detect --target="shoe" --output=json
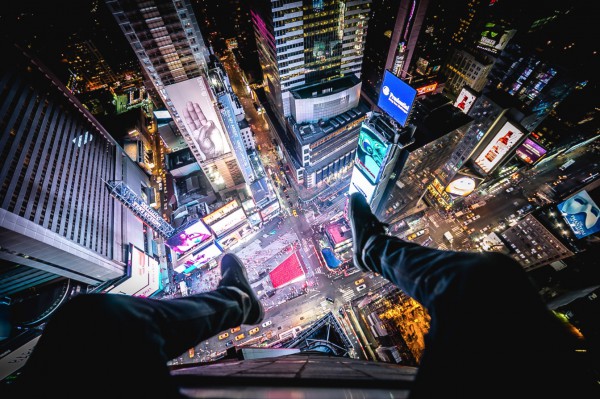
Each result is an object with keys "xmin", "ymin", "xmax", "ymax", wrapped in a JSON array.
[
  {"xmin": 218, "ymin": 253, "xmax": 264, "ymax": 325},
  {"xmin": 348, "ymin": 193, "xmax": 388, "ymax": 273}
]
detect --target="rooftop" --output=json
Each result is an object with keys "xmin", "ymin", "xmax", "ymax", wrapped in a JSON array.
[{"xmin": 290, "ymin": 75, "xmax": 361, "ymax": 100}]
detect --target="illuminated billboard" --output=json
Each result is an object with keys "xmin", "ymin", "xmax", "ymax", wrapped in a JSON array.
[
  {"xmin": 445, "ymin": 173, "xmax": 483, "ymax": 197},
  {"xmin": 181, "ymin": 243, "xmax": 223, "ymax": 268},
  {"xmin": 474, "ymin": 121, "xmax": 525, "ymax": 174},
  {"xmin": 166, "ymin": 220, "xmax": 212, "ymax": 255},
  {"xmin": 476, "ymin": 23, "xmax": 516, "ymax": 55},
  {"xmin": 217, "ymin": 222, "xmax": 253, "ymax": 250},
  {"xmin": 107, "ymin": 245, "xmax": 161, "ymax": 297},
  {"xmin": 557, "ymin": 190, "xmax": 600, "ymax": 239},
  {"xmin": 260, "ymin": 200, "xmax": 280, "ymax": 220},
  {"xmin": 209, "ymin": 208, "xmax": 247, "ymax": 237},
  {"xmin": 516, "ymin": 138, "xmax": 547, "ymax": 165},
  {"xmin": 416, "ymin": 82, "xmax": 438, "ymax": 96},
  {"xmin": 203, "ymin": 200, "xmax": 239, "ymax": 225},
  {"xmin": 453, "ymin": 87, "xmax": 477, "ymax": 114},
  {"xmin": 349, "ymin": 167, "xmax": 376, "ymax": 203},
  {"xmin": 354, "ymin": 124, "xmax": 390, "ymax": 184},
  {"xmin": 377, "ymin": 70, "xmax": 417, "ymax": 127},
  {"xmin": 164, "ymin": 77, "xmax": 231, "ymax": 161}
]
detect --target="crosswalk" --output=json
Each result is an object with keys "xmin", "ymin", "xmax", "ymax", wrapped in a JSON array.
[
  {"xmin": 451, "ymin": 225, "xmax": 465, "ymax": 239},
  {"xmin": 340, "ymin": 288, "xmax": 356, "ymax": 302}
]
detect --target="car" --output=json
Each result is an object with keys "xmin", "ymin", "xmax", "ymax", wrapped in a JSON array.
[
  {"xmin": 225, "ymin": 340, "xmax": 234, "ymax": 347},
  {"xmin": 235, "ymin": 333, "xmax": 245, "ymax": 341},
  {"xmin": 249, "ymin": 327, "xmax": 260, "ymax": 335},
  {"xmin": 416, "ymin": 229, "xmax": 426, "ymax": 237},
  {"xmin": 231, "ymin": 326, "xmax": 241, "ymax": 333},
  {"xmin": 354, "ymin": 278, "xmax": 365, "ymax": 286},
  {"xmin": 218, "ymin": 332, "xmax": 229, "ymax": 340},
  {"xmin": 356, "ymin": 284, "xmax": 367, "ymax": 292},
  {"xmin": 406, "ymin": 233, "xmax": 417, "ymax": 240},
  {"xmin": 262, "ymin": 320, "xmax": 272, "ymax": 328},
  {"xmin": 326, "ymin": 297, "xmax": 335, "ymax": 303}
]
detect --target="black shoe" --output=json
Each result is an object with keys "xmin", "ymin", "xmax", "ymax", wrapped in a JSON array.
[
  {"xmin": 348, "ymin": 193, "xmax": 388, "ymax": 273},
  {"xmin": 218, "ymin": 253, "xmax": 264, "ymax": 325}
]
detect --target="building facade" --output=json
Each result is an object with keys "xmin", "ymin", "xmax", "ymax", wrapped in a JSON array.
[
  {"xmin": 441, "ymin": 49, "xmax": 494, "ymax": 95},
  {"xmin": 251, "ymin": 0, "xmax": 371, "ymax": 120}
]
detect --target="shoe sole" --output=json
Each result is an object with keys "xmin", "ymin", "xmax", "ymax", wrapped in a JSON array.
[
  {"xmin": 222, "ymin": 254, "xmax": 265, "ymax": 325},
  {"xmin": 349, "ymin": 196, "xmax": 369, "ymax": 272}
]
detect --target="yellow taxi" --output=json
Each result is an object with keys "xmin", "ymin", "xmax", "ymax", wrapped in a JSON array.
[
  {"xmin": 354, "ymin": 278, "xmax": 365, "ymax": 286},
  {"xmin": 249, "ymin": 327, "xmax": 260, "ymax": 335},
  {"xmin": 218, "ymin": 332, "xmax": 229, "ymax": 340},
  {"xmin": 292, "ymin": 209, "xmax": 298, "ymax": 217},
  {"xmin": 235, "ymin": 333, "xmax": 245, "ymax": 341},
  {"xmin": 231, "ymin": 326, "xmax": 241, "ymax": 333}
]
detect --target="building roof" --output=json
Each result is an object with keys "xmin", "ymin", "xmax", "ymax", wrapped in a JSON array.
[
  {"xmin": 269, "ymin": 252, "xmax": 305, "ymax": 289},
  {"xmin": 290, "ymin": 75, "xmax": 361, "ymax": 100},
  {"xmin": 238, "ymin": 118, "xmax": 250, "ymax": 129},
  {"xmin": 325, "ymin": 220, "xmax": 352, "ymax": 246},
  {"xmin": 250, "ymin": 177, "xmax": 270, "ymax": 204}
]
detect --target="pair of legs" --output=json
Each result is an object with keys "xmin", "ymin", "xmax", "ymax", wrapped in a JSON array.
[
  {"xmin": 8, "ymin": 254, "xmax": 263, "ymax": 398},
  {"xmin": 349, "ymin": 193, "xmax": 598, "ymax": 398}
]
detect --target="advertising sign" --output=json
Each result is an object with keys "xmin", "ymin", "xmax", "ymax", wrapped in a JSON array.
[
  {"xmin": 557, "ymin": 190, "xmax": 600, "ymax": 239},
  {"xmin": 515, "ymin": 138, "xmax": 548, "ymax": 165},
  {"xmin": 203, "ymin": 200, "xmax": 239, "ymax": 225},
  {"xmin": 164, "ymin": 77, "xmax": 231, "ymax": 161},
  {"xmin": 181, "ymin": 243, "xmax": 223, "ymax": 268},
  {"xmin": 349, "ymin": 167, "xmax": 376, "ymax": 203},
  {"xmin": 166, "ymin": 220, "xmax": 212, "ymax": 255},
  {"xmin": 260, "ymin": 202, "xmax": 281, "ymax": 221},
  {"xmin": 354, "ymin": 124, "xmax": 391, "ymax": 184},
  {"xmin": 445, "ymin": 173, "xmax": 483, "ymax": 197},
  {"xmin": 209, "ymin": 208, "xmax": 247, "ymax": 237},
  {"xmin": 453, "ymin": 87, "xmax": 477, "ymax": 114},
  {"xmin": 474, "ymin": 121, "xmax": 525, "ymax": 174},
  {"xmin": 416, "ymin": 82, "xmax": 438, "ymax": 96},
  {"xmin": 107, "ymin": 245, "xmax": 161, "ymax": 297},
  {"xmin": 217, "ymin": 222, "xmax": 253, "ymax": 249},
  {"xmin": 476, "ymin": 23, "xmax": 516, "ymax": 55},
  {"xmin": 377, "ymin": 70, "xmax": 417, "ymax": 127}
]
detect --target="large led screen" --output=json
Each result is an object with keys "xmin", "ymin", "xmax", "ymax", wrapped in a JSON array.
[
  {"xmin": 260, "ymin": 200, "xmax": 281, "ymax": 220},
  {"xmin": 203, "ymin": 200, "xmax": 239, "ymax": 225},
  {"xmin": 557, "ymin": 190, "xmax": 600, "ymax": 239},
  {"xmin": 164, "ymin": 77, "xmax": 231, "ymax": 161},
  {"xmin": 166, "ymin": 220, "xmax": 212, "ymax": 255},
  {"xmin": 107, "ymin": 245, "xmax": 161, "ymax": 297},
  {"xmin": 516, "ymin": 138, "xmax": 547, "ymax": 165},
  {"xmin": 453, "ymin": 87, "xmax": 477, "ymax": 114},
  {"xmin": 446, "ymin": 176, "xmax": 476, "ymax": 197},
  {"xmin": 181, "ymin": 243, "xmax": 223, "ymax": 268},
  {"xmin": 377, "ymin": 70, "xmax": 417, "ymax": 127},
  {"xmin": 209, "ymin": 208, "xmax": 247, "ymax": 237},
  {"xmin": 354, "ymin": 124, "xmax": 390, "ymax": 184},
  {"xmin": 349, "ymin": 167, "xmax": 376, "ymax": 203},
  {"xmin": 474, "ymin": 121, "xmax": 525, "ymax": 174}
]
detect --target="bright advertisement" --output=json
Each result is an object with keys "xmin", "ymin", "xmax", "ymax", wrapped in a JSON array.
[
  {"xmin": 166, "ymin": 220, "xmax": 212, "ymax": 255},
  {"xmin": 354, "ymin": 124, "xmax": 390, "ymax": 184},
  {"xmin": 217, "ymin": 222, "xmax": 253, "ymax": 250},
  {"xmin": 349, "ymin": 167, "xmax": 376, "ymax": 203},
  {"xmin": 416, "ymin": 82, "xmax": 438, "ymax": 96},
  {"xmin": 557, "ymin": 190, "xmax": 600, "ymax": 239},
  {"xmin": 260, "ymin": 200, "xmax": 280, "ymax": 219},
  {"xmin": 377, "ymin": 70, "xmax": 417, "ymax": 127},
  {"xmin": 474, "ymin": 121, "xmax": 525, "ymax": 174},
  {"xmin": 453, "ymin": 87, "xmax": 477, "ymax": 114},
  {"xmin": 180, "ymin": 243, "xmax": 223, "ymax": 268},
  {"xmin": 203, "ymin": 200, "xmax": 239, "ymax": 225},
  {"xmin": 164, "ymin": 77, "xmax": 231, "ymax": 161},
  {"xmin": 477, "ymin": 23, "xmax": 516, "ymax": 55},
  {"xmin": 516, "ymin": 138, "xmax": 547, "ymax": 165},
  {"xmin": 445, "ymin": 173, "xmax": 482, "ymax": 197},
  {"xmin": 107, "ymin": 245, "xmax": 161, "ymax": 297},
  {"xmin": 209, "ymin": 208, "xmax": 247, "ymax": 237}
]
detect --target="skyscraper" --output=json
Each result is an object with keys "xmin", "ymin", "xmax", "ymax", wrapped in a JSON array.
[
  {"xmin": 0, "ymin": 46, "xmax": 150, "ymax": 298},
  {"xmin": 106, "ymin": 0, "xmax": 248, "ymax": 192},
  {"xmin": 361, "ymin": 0, "xmax": 430, "ymax": 107},
  {"xmin": 251, "ymin": 0, "xmax": 372, "ymax": 120}
]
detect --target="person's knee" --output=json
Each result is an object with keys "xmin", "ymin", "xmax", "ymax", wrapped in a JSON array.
[{"xmin": 55, "ymin": 294, "xmax": 131, "ymax": 326}]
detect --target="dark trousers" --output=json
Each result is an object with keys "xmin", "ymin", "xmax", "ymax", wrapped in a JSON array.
[
  {"xmin": 363, "ymin": 234, "xmax": 598, "ymax": 398},
  {"xmin": 10, "ymin": 286, "xmax": 253, "ymax": 398}
]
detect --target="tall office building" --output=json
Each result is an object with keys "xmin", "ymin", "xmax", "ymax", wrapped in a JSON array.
[
  {"xmin": 0, "ymin": 47, "xmax": 151, "ymax": 306},
  {"xmin": 251, "ymin": 0, "xmax": 372, "ymax": 120},
  {"xmin": 441, "ymin": 48, "xmax": 494, "ymax": 96},
  {"xmin": 106, "ymin": 0, "xmax": 248, "ymax": 192},
  {"xmin": 361, "ymin": 0, "xmax": 430, "ymax": 107},
  {"xmin": 64, "ymin": 37, "xmax": 119, "ymax": 93}
]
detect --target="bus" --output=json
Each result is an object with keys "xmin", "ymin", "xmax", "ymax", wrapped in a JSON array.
[
  {"xmin": 558, "ymin": 159, "xmax": 575, "ymax": 171},
  {"xmin": 179, "ymin": 281, "xmax": 189, "ymax": 297},
  {"xmin": 443, "ymin": 231, "xmax": 454, "ymax": 243}
]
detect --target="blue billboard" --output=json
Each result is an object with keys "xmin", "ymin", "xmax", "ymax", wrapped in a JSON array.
[
  {"xmin": 557, "ymin": 190, "xmax": 600, "ymax": 239},
  {"xmin": 377, "ymin": 70, "xmax": 417, "ymax": 127}
]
